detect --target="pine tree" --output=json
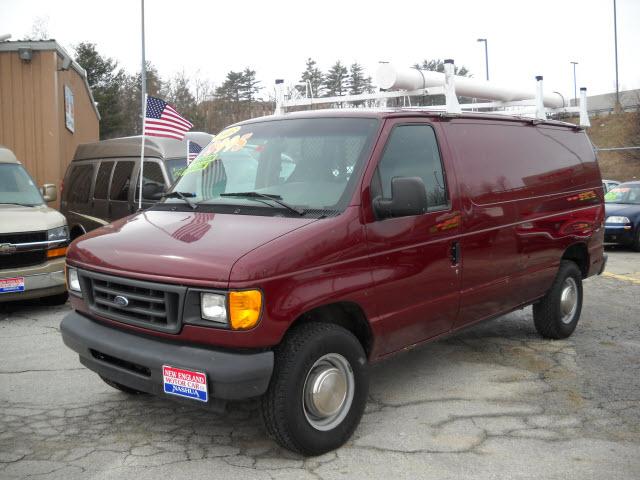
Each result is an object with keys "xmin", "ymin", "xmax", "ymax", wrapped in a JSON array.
[
  {"xmin": 323, "ymin": 61, "xmax": 348, "ymax": 97},
  {"xmin": 168, "ymin": 71, "xmax": 201, "ymax": 129},
  {"xmin": 74, "ymin": 42, "xmax": 126, "ymax": 139},
  {"xmin": 348, "ymin": 62, "xmax": 375, "ymax": 95},
  {"xmin": 298, "ymin": 58, "xmax": 324, "ymax": 97},
  {"xmin": 238, "ymin": 68, "xmax": 261, "ymax": 102},
  {"xmin": 215, "ymin": 71, "xmax": 244, "ymax": 102}
]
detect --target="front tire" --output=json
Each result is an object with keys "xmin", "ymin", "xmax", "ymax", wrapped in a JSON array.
[
  {"xmin": 533, "ymin": 260, "xmax": 583, "ymax": 339},
  {"xmin": 260, "ymin": 322, "xmax": 369, "ymax": 456}
]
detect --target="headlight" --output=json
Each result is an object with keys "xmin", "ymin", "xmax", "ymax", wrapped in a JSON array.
[
  {"xmin": 48, "ymin": 226, "xmax": 69, "ymax": 242},
  {"xmin": 66, "ymin": 267, "xmax": 81, "ymax": 293},
  {"xmin": 201, "ymin": 293, "xmax": 227, "ymax": 324},
  {"xmin": 229, "ymin": 290, "xmax": 262, "ymax": 330},
  {"xmin": 606, "ymin": 216, "xmax": 630, "ymax": 224}
]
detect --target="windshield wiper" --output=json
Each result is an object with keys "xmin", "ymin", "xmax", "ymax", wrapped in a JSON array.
[
  {"xmin": 162, "ymin": 191, "xmax": 197, "ymax": 210},
  {"xmin": 219, "ymin": 191, "xmax": 305, "ymax": 216}
]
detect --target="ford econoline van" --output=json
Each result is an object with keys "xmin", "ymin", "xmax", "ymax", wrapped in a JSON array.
[
  {"xmin": 60, "ymin": 110, "xmax": 605, "ymax": 455},
  {"xmin": 0, "ymin": 146, "xmax": 69, "ymax": 304},
  {"xmin": 61, "ymin": 132, "xmax": 213, "ymax": 239}
]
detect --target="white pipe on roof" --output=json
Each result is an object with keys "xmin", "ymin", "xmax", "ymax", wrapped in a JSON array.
[{"xmin": 376, "ymin": 63, "xmax": 566, "ymax": 109}]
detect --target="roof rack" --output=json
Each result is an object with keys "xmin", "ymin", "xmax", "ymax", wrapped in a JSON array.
[{"xmin": 274, "ymin": 59, "xmax": 590, "ymax": 128}]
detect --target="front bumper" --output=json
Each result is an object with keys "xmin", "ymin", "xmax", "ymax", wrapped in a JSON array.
[
  {"xmin": 60, "ymin": 311, "xmax": 274, "ymax": 402},
  {"xmin": 0, "ymin": 258, "xmax": 66, "ymax": 302},
  {"xmin": 604, "ymin": 226, "xmax": 634, "ymax": 244}
]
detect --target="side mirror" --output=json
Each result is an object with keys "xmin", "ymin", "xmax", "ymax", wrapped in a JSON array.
[
  {"xmin": 373, "ymin": 176, "xmax": 428, "ymax": 219},
  {"xmin": 142, "ymin": 182, "xmax": 165, "ymax": 200},
  {"xmin": 41, "ymin": 184, "xmax": 57, "ymax": 203}
]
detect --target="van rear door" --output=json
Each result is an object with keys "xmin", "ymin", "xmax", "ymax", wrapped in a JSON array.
[{"xmin": 363, "ymin": 119, "xmax": 462, "ymax": 355}]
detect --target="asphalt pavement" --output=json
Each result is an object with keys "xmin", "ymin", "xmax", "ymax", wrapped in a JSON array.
[{"xmin": 1, "ymin": 247, "xmax": 639, "ymax": 479}]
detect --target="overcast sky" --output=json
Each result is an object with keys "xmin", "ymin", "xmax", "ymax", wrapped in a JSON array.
[{"xmin": 1, "ymin": 0, "xmax": 639, "ymax": 101}]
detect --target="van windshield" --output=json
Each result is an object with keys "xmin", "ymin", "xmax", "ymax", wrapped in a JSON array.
[
  {"xmin": 0, "ymin": 164, "xmax": 44, "ymax": 206},
  {"xmin": 167, "ymin": 117, "xmax": 379, "ymax": 213}
]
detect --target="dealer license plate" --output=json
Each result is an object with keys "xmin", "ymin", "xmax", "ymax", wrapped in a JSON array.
[
  {"xmin": 162, "ymin": 365, "xmax": 208, "ymax": 402},
  {"xmin": 0, "ymin": 277, "xmax": 25, "ymax": 294}
]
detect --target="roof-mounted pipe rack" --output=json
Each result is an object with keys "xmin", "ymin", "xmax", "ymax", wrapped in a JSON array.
[{"xmin": 274, "ymin": 59, "xmax": 591, "ymax": 128}]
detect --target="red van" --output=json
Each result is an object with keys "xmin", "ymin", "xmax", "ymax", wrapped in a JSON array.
[{"xmin": 61, "ymin": 110, "xmax": 605, "ymax": 455}]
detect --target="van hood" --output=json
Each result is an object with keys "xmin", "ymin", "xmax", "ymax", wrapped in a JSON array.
[
  {"xmin": 0, "ymin": 204, "xmax": 67, "ymax": 234},
  {"xmin": 605, "ymin": 203, "xmax": 640, "ymax": 219},
  {"xmin": 68, "ymin": 210, "xmax": 317, "ymax": 286}
]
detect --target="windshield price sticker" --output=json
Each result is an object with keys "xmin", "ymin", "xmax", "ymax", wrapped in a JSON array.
[
  {"xmin": 0, "ymin": 277, "xmax": 25, "ymax": 294},
  {"xmin": 183, "ymin": 127, "xmax": 254, "ymax": 176},
  {"xmin": 162, "ymin": 365, "xmax": 208, "ymax": 402}
]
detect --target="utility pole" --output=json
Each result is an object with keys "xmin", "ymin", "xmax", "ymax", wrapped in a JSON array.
[
  {"xmin": 570, "ymin": 61, "xmax": 578, "ymax": 107},
  {"xmin": 613, "ymin": 0, "xmax": 620, "ymax": 111},
  {"xmin": 477, "ymin": 38, "xmax": 489, "ymax": 81}
]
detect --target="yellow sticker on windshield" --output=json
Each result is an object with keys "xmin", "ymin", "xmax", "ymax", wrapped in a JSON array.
[
  {"xmin": 182, "ymin": 129, "xmax": 254, "ymax": 176},
  {"xmin": 213, "ymin": 126, "xmax": 241, "ymax": 142},
  {"xmin": 604, "ymin": 191, "xmax": 617, "ymax": 201}
]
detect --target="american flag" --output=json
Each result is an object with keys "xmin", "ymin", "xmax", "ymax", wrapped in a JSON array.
[
  {"xmin": 144, "ymin": 96, "xmax": 193, "ymax": 140},
  {"xmin": 188, "ymin": 141, "xmax": 203, "ymax": 161},
  {"xmin": 171, "ymin": 212, "xmax": 214, "ymax": 244}
]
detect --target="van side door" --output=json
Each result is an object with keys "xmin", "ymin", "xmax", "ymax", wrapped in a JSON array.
[
  {"xmin": 62, "ymin": 162, "xmax": 95, "ymax": 230},
  {"xmin": 108, "ymin": 160, "xmax": 135, "ymax": 221},
  {"xmin": 92, "ymin": 160, "xmax": 114, "ymax": 227},
  {"xmin": 363, "ymin": 119, "xmax": 462, "ymax": 356}
]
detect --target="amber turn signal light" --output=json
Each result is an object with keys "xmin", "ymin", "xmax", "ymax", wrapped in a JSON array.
[
  {"xmin": 228, "ymin": 290, "xmax": 262, "ymax": 330},
  {"xmin": 47, "ymin": 247, "xmax": 67, "ymax": 259}
]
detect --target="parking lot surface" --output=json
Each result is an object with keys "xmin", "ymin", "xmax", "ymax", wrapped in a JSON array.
[{"xmin": 1, "ymin": 248, "xmax": 639, "ymax": 479}]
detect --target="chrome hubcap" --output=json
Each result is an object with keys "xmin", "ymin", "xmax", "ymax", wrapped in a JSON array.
[
  {"xmin": 303, "ymin": 353, "xmax": 354, "ymax": 431},
  {"xmin": 560, "ymin": 277, "xmax": 578, "ymax": 324}
]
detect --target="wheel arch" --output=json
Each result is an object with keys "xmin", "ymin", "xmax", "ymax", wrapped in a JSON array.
[
  {"xmin": 288, "ymin": 301, "xmax": 374, "ymax": 358},
  {"xmin": 562, "ymin": 242, "xmax": 589, "ymax": 278}
]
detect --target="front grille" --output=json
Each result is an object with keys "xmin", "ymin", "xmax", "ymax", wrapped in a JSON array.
[
  {"xmin": 0, "ymin": 250, "xmax": 47, "ymax": 269},
  {"xmin": 0, "ymin": 230, "xmax": 47, "ymax": 244},
  {"xmin": 78, "ymin": 269, "xmax": 186, "ymax": 333}
]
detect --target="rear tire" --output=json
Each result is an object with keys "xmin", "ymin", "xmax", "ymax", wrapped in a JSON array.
[
  {"xmin": 100, "ymin": 375, "xmax": 146, "ymax": 395},
  {"xmin": 39, "ymin": 292, "xmax": 68, "ymax": 306},
  {"xmin": 533, "ymin": 260, "xmax": 583, "ymax": 339},
  {"xmin": 260, "ymin": 322, "xmax": 369, "ymax": 456}
]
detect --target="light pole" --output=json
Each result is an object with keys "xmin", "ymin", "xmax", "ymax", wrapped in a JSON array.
[
  {"xmin": 477, "ymin": 38, "xmax": 489, "ymax": 81},
  {"xmin": 613, "ymin": 0, "xmax": 620, "ymax": 110},
  {"xmin": 570, "ymin": 61, "xmax": 578, "ymax": 106}
]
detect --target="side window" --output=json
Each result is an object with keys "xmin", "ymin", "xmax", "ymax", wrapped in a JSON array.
[
  {"xmin": 94, "ymin": 161, "xmax": 114, "ymax": 199},
  {"xmin": 135, "ymin": 162, "xmax": 166, "ymax": 199},
  {"xmin": 67, "ymin": 164, "xmax": 94, "ymax": 203},
  {"xmin": 110, "ymin": 161, "xmax": 134, "ymax": 201},
  {"xmin": 374, "ymin": 124, "xmax": 448, "ymax": 210}
]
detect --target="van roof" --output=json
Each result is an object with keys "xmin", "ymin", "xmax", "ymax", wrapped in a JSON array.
[
  {"xmin": 235, "ymin": 108, "xmax": 581, "ymax": 130},
  {"xmin": 0, "ymin": 145, "xmax": 20, "ymax": 164},
  {"xmin": 72, "ymin": 132, "xmax": 214, "ymax": 162}
]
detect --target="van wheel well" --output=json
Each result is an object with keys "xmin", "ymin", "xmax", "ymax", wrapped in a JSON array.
[
  {"xmin": 562, "ymin": 243, "xmax": 589, "ymax": 278},
  {"xmin": 70, "ymin": 225, "xmax": 86, "ymax": 241},
  {"xmin": 290, "ymin": 302, "xmax": 373, "ymax": 357}
]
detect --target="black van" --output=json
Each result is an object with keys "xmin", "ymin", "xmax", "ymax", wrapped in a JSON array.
[{"xmin": 61, "ymin": 133, "xmax": 213, "ymax": 240}]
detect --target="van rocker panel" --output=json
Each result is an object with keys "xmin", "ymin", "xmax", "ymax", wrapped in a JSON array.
[{"xmin": 60, "ymin": 311, "xmax": 274, "ymax": 401}]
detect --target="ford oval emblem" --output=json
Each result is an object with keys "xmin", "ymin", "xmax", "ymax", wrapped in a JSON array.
[{"xmin": 114, "ymin": 295, "xmax": 129, "ymax": 307}]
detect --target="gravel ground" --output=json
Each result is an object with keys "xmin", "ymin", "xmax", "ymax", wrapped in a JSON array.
[{"xmin": 1, "ymin": 247, "xmax": 638, "ymax": 479}]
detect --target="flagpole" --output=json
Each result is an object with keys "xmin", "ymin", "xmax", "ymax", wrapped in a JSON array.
[
  {"xmin": 138, "ymin": 0, "xmax": 147, "ymax": 211},
  {"xmin": 186, "ymin": 139, "xmax": 190, "ymax": 165}
]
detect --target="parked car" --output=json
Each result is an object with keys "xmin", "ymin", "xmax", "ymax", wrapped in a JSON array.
[
  {"xmin": 604, "ymin": 181, "xmax": 640, "ymax": 250},
  {"xmin": 61, "ymin": 132, "xmax": 213, "ymax": 239},
  {"xmin": 60, "ymin": 110, "xmax": 605, "ymax": 455},
  {"xmin": 0, "ymin": 146, "xmax": 69, "ymax": 304},
  {"xmin": 602, "ymin": 179, "xmax": 621, "ymax": 193}
]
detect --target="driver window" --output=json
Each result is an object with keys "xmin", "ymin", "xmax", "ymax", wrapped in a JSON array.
[
  {"xmin": 135, "ymin": 162, "xmax": 165, "ymax": 200},
  {"xmin": 372, "ymin": 124, "xmax": 448, "ymax": 210}
]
